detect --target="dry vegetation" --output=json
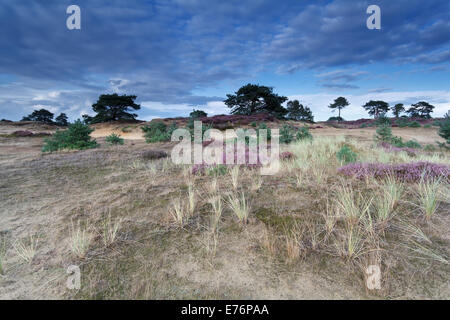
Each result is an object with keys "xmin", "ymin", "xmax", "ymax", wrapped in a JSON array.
[{"xmin": 0, "ymin": 121, "xmax": 448, "ymax": 299}]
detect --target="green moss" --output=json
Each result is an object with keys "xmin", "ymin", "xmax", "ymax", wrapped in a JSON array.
[{"xmin": 254, "ymin": 208, "xmax": 297, "ymax": 232}]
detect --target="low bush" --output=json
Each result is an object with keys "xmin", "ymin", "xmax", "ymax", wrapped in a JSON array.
[
  {"xmin": 424, "ymin": 144, "xmax": 436, "ymax": 152},
  {"xmin": 207, "ymin": 165, "xmax": 227, "ymax": 176},
  {"xmin": 375, "ymin": 125, "xmax": 421, "ymax": 149},
  {"xmin": 379, "ymin": 142, "xmax": 417, "ymax": 156},
  {"xmin": 433, "ymin": 119, "xmax": 444, "ymax": 127},
  {"xmin": 189, "ymin": 109, "xmax": 207, "ymax": 119},
  {"xmin": 141, "ymin": 149, "xmax": 168, "ymax": 160},
  {"xmin": 199, "ymin": 113, "xmax": 275, "ymax": 126},
  {"xmin": 122, "ymin": 126, "xmax": 133, "ymax": 133},
  {"xmin": 42, "ymin": 120, "xmax": 98, "ymax": 152},
  {"xmin": 327, "ymin": 116, "xmax": 344, "ymax": 122},
  {"xmin": 396, "ymin": 119, "xmax": 409, "ymax": 128},
  {"xmin": 12, "ymin": 130, "xmax": 34, "ymax": 137},
  {"xmin": 279, "ymin": 124, "xmax": 294, "ymax": 144},
  {"xmin": 186, "ymin": 117, "xmax": 212, "ymax": 141},
  {"xmin": 374, "ymin": 115, "xmax": 391, "ymax": 126},
  {"xmin": 408, "ymin": 121, "xmax": 421, "ymax": 128},
  {"xmin": 258, "ymin": 123, "xmax": 271, "ymax": 140},
  {"xmin": 438, "ymin": 112, "xmax": 450, "ymax": 147},
  {"xmin": 141, "ymin": 121, "xmax": 177, "ymax": 143},
  {"xmin": 390, "ymin": 136, "xmax": 404, "ymax": 147},
  {"xmin": 105, "ymin": 133, "xmax": 124, "ymax": 145},
  {"xmin": 191, "ymin": 143, "xmax": 265, "ymax": 175},
  {"xmin": 338, "ymin": 162, "xmax": 450, "ymax": 182},
  {"xmin": 336, "ymin": 145, "xmax": 357, "ymax": 164},
  {"xmin": 296, "ymin": 127, "xmax": 312, "ymax": 141},
  {"xmin": 375, "ymin": 124, "xmax": 393, "ymax": 142},
  {"xmin": 404, "ymin": 140, "xmax": 421, "ymax": 149},
  {"xmin": 280, "ymin": 151, "xmax": 295, "ymax": 161}
]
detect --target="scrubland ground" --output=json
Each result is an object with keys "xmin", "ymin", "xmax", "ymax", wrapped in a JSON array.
[{"xmin": 0, "ymin": 122, "xmax": 449, "ymax": 299}]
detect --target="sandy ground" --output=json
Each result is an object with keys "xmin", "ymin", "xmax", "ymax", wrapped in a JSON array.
[
  {"xmin": 89, "ymin": 122, "xmax": 444, "ymax": 146},
  {"xmin": 1, "ymin": 120, "xmax": 444, "ymax": 146},
  {"xmin": 0, "ymin": 120, "xmax": 448, "ymax": 300},
  {"xmin": 0, "ymin": 134, "xmax": 362, "ymax": 299}
]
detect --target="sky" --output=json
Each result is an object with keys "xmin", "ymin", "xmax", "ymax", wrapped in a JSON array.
[{"xmin": 0, "ymin": 0, "xmax": 449, "ymax": 122}]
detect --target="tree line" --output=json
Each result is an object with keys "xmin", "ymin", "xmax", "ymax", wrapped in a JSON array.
[
  {"xmin": 20, "ymin": 84, "xmax": 436, "ymax": 125},
  {"xmin": 223, "ymin": 84, "xmax": 435, "ymax": 121},
  {"xmin": 22, "ymin": 109, "xmax": 69, "ymax": 126}
]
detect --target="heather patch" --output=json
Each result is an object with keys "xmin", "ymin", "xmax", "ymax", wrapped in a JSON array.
[
  {"xmin": 191, "ymin": 144, "xmax": 268, "ymax": 175},
  {"xmin": 379, "ymin": 142, "xmax": 418, "ymax": 156},
  {"xmin": 338, "ymin": 162, "xmax": 450, "ymax": 182},
  {"xmin": 280, "ymin": 151, "xmax": 295, "ymax": 161}
]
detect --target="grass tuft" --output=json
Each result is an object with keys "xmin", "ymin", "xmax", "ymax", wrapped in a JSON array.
[
  {"xmin": 170, "ymin": 198, "xmax": 188, "ymax": 225},
  {"xmin": 70, "ymin": 221, "xmax": 93, "ymax": 259},
  {"xmin": 13, "ymin": 235, "xmax": 38, "ymax": 264},
  {"xmin": 230, "ymin": 166, "xmax": 240, "ymax": 190},
  {"xmin": 102, "ymin": 213, "xmax": 122, "ymax": 247},
  {"xmin": 417, "ymin": 178, "xmax": 442, "ymax": 220},
  {"xmin": 227, "ymin": 192, "xmax": 250, "ymax": 223},
  {"xmin": 0, "ymin": 236, "xmax": 6, "ymax": 274}
]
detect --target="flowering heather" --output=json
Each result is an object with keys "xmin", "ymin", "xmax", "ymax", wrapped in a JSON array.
[
  {"xmin": 12, "ymin": 130, "xmax": 51, "ymax": 137},
  {"xmin": 191, "ymin": 144, "xmax": 267, "ymax": 174},
  {"xmin": 338, "ymin": 162, "xmax": 450, "ymax": 182},
  {"xmin": 379, "ymin": 142, "xmax": 418, "ymax": 156},
  {"xmin": 280, "ymin": 151, "xmax": 295, "ymax": 160}
]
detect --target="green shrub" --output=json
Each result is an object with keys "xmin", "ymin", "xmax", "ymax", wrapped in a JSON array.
[
  {"xmin": 328, "ymin": 116, "xmax": 344, "ymax": 122},
  {"xmin": 404, "ymin": 139, "xmax": 421, "ymax": 149},
  {"xmin": 390, "ymin": 136, "xmax": 404, "ymax": 147},
  {"xmin": 424, "ymin": 144, "xmax": 436, "ymax": 152},
  {"xmin": 438, "ymin": 112, "xmax": 450, "ymax": 146},
  {"xmin": 337, "ymin": 145, "xmax": 357, "ymax": 164},
  {"xmin": 122, "ymin": 126, "xmax": 133, "ymax": 133},
  {"xmin": 105, "ymin": 133, "xmax": 124, "ymax": 145},
  {"xmin": 423, "ymin": 124, "xmax": 431, "ymax": 128},
  {"xmin": 375, "ymin": 126, "xmax": 422, "ymax": 149},
  {"xmin": 396, "ymin": 119, "xmax": 409, "ymax": 127},
  {"xmin": 141, "ymin": 121, "xmax": 178, "ymax": 143},
  {"xmin": 189, "ymin": 109, "xmax": 207, "ymax": 119},
  {"xmin": 186, "ymin": 118, "xmax": 211, "ymax": 141},
  {"xmin": 250, "ymin": 121, "xmax": 257, "ymax": 127},
  {"xmin": 375, "ymin": 124, "xmax": 393, "ymax": 142},
  {"xmin": 408, "ymin": 121, "xmax": 421, "ymax": 128},
  {"xmin": 142, "ymin": 122, "xmax": 169, "ymax": 143},
  {"xmin": 42, "ymin": 120, "xmax": 98, "ymax": 152},
  {"xmin": 141, "ymin": 149, "xmax": 168, "ymax": 160},
  {"xmin": 207, "ymin": 165, "xmax": 227, "ymax": 177},
  {"xmin": 279, "ymin": 124, "xmax": 294, "ymax": 144},
  {"xmin": 258, "ymin": 123, "xmax": 271, "ymax": 140},
  {"xmin": 432, "ymin": 120, "xmax": 443, "ymax": 127},
  {"xmin": 375, "ymin": 115, "xmax": 391, "ymax": 126},
  {"xmin": 296, "ymin": 127, "xmax": 312, "ymax": 141}
]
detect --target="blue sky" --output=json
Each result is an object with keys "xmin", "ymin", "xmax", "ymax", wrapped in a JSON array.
[{"xmin": 0, "ymin": 0, "xmax": 449, "ymax": 121}]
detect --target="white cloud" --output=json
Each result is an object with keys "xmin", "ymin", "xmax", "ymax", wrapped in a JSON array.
[
  {"xmin": 31, "ymin": 104, "xmax": 60, "ymax": 114},
  {"xmin": 141, "ymin": 100, "xmax": 228, "ymax": 116}
]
